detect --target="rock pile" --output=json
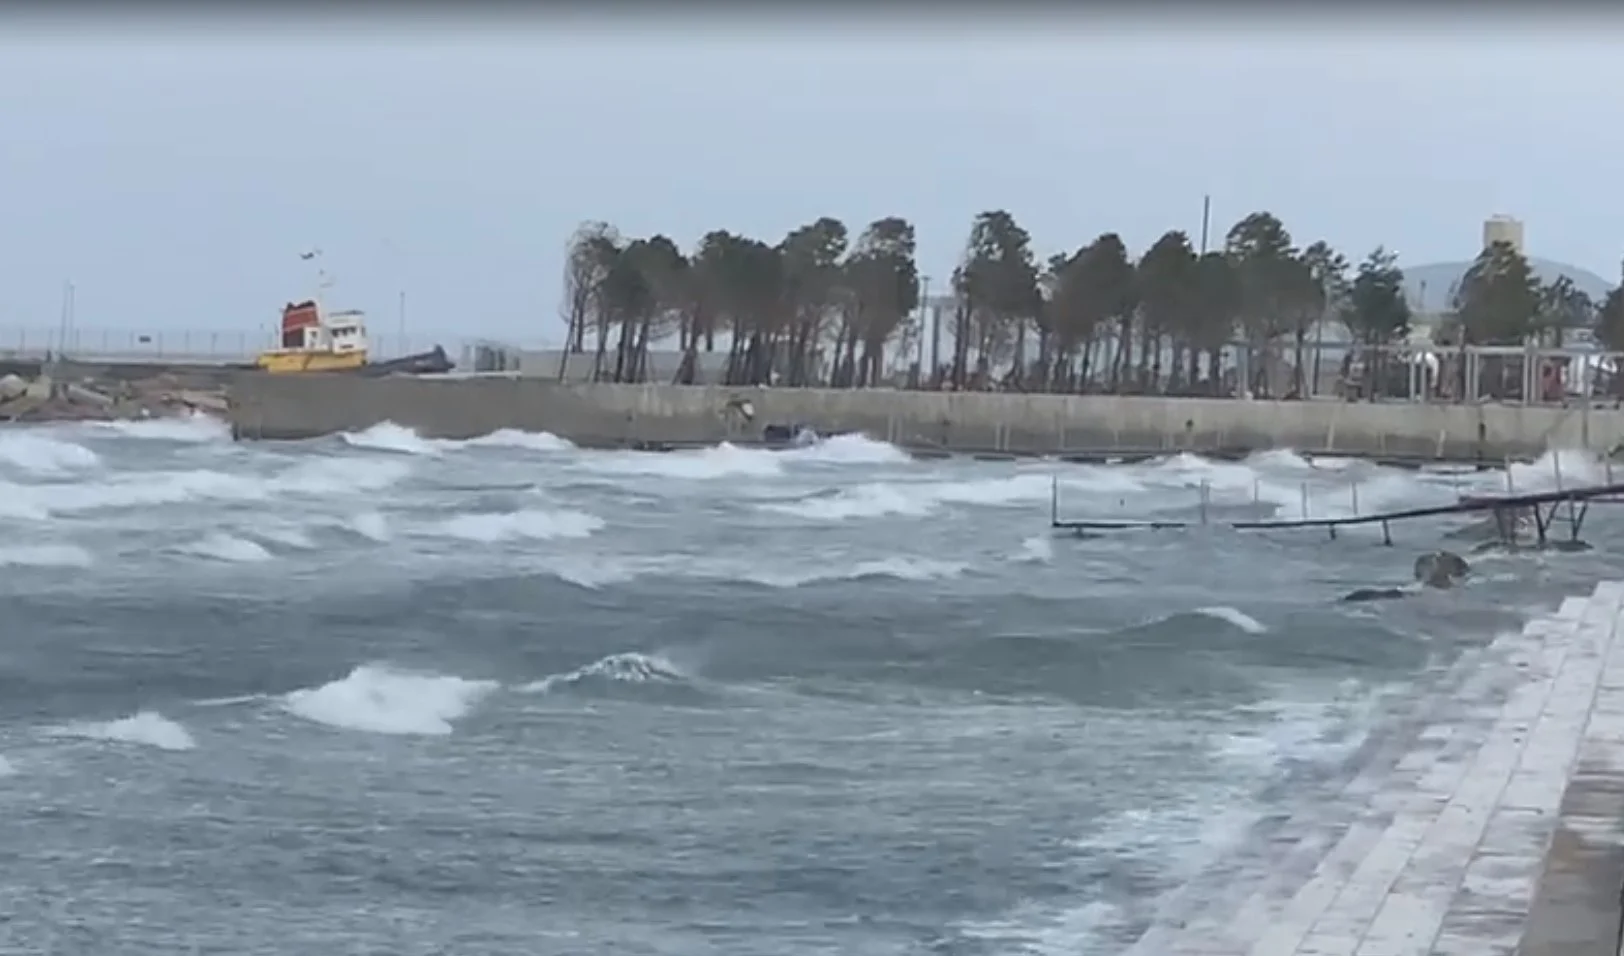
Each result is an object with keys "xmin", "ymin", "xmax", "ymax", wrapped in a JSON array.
[{"xmin": 0, "ymin": 371, "xmax": 228, "ymax": 424}]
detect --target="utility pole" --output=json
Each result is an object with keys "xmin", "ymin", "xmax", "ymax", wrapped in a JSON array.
[
  {"xmin": 1199, "ymin": 194, "xmax": 1212, "ymax": 255},
  {"xmin": 924, "ymin": 274, "xmax": 938, "ymax": 383}
]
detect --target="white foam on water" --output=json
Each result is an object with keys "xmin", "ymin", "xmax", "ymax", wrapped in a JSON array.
[
  {"xmin": 587, "ymin": 442, "xmax": 789, "ymax": 480},
  {"xmin": 341, "ymin": 421, "xmax": 445, "ymax": 457},
  {"xmin": 282, "ymin": 665, "xmax": 497, "ymax": 736},
  {"xmin": 1013, "ymin": 535, "xmax": 1054, "ymax": 564},
  {"xmin": 519, "ymin": 651, "xmax": 689, "ymax": 694},
  {"xmin": 435, "ymin": 508, "xmax": 604, "ymax": 543},
  {"xmin": 0, "ymin": 755, "xmax": 13, "ymax": 776},
  {"xmin": 0, "ymin": 432, "xmax": 101, "ymax": 475},
  {"xmin": 0, "ymin": 544, "xmax": 94, "ymax": 568},
  {"xmin": 1193, "ymin": 606, "xmax": 1268, "ymax": 634},
  {"xmin": 764, "ymin": 472, "xmax": 1075, "ymax": 522},
  {"xmin": 460, "ymin": 428, "xmax": 575, "ymax": 452},
  {"xmin": 742, "ymin": 556, "xmax": 969, "ymax": 588},
  {"xmin": 56, "ymin": 711, "xmax": 196, "ymax": 751},
  {"xmin": 276, "ymin": 457, "xmax": 412, "ymax": 495},
  {"xmin": 252, "ymin": 525, "xmax": 316, "ymax": 550},
  {"xmin": 179, "ymin": 534, "xmax": 274, "ymax": 563},
  {"xmin": 83, "ymin": 413, "xmax": 230, "ymax": 444},
  {"xmin": 781, "ymin": 433, "xmax": 911, "ymax": 465},
  {"xmin": 346, "ymin": 511, "xmax": 392, "ymax": 542}
]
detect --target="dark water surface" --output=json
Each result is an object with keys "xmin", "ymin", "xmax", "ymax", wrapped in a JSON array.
[{"xmin": 0, "ymin": 419, "xmax": 1617, "ymax": 955}]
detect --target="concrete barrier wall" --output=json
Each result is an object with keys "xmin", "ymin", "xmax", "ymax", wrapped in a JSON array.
[{"xmin": 228, "ymin": 373, "xmax": 1624, "ymax": 459}]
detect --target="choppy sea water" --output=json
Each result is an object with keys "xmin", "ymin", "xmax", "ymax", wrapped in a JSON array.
[{"xmin": 0, "ymin": 417, "xmax": 1619, "ymax": 955}]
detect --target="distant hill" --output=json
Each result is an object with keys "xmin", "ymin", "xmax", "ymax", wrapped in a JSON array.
[{"xmin": 1402, "ymin": 257, "xmax": 1614, "ymax": 313}]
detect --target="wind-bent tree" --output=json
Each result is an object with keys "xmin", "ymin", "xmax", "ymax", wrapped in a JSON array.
[
  {"xmin": 777, "ymin": 217, "xmax": 849, "ymax": 386},
  {"xmin": 558, "ymin": 221, "xmax": 621, "ymax": 381},
  {"xmin": 1598, "ymin": 286, "xmax": 1624, "ymax": 352},
  {"xmin": 1299, "ymin": 240, "xmax": 1351, "ymax": 395},
  {"xmin": 1454, "ymin": 241, "xmax": 1541, "ymax": 345},
  {"xmin": 954, "ymin": 210, "xmax": 1041, "ymax": 388},
  {"xmin": 1189, "ymin": 251, "xmax": 1241, "ymax": 393},
  {"xmin": 840, "ymin": 217, "xmax": 919, "ymax": 387},
  {"xmin": 1454, "ymin": 240, "xmax": 1541, "ymax": 400},
  {"xmin": 1136, "ymin": 230, "xmax": 1198, "ymax": 393},
  {"xmin": 1341, "ymin": 246, "xmax": 1411, "ymax": 399},
  {"xmin": 1224, "ymin": 211, "xmax": 1301, "ymax": 396},
  {"xmin": 1536, "ymin": 275, "xmax": 1594, "ymax": 348}
]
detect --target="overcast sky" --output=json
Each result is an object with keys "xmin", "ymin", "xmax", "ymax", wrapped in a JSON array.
[{"xmin": 1, "ymin": 13, "xmax": 1620, "ymax": 350}]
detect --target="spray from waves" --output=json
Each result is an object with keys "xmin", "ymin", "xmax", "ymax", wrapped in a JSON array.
[
  {"xmin": 282, "ymin": 665, "xmax": 497, "ymax": 736},
  {"xmin": 53, "ymin": 711, "xmax": 196, "ymax": 751},
  {"xmin": 518, "ymin": 651, "xmax": 689, "ymax": 694},
  {"xmin": 0, "ymin": 432, "xmax": 101, "ymax": 475},
  {"xmin": 434, "ymin": 508, "xmax": 604, "ymax": 543},
  {"xmin": 177, "ymin": 534, "xmax": 274, "ymax": 563},
  {"xmin": 81, "ymin": 413, "xmax": 230, "ymax": 444},
  {"xmin": 0, "ymin": 544, "xmax": 94, "ymax": 568},
  {"xmin": 0, "ymin": 755, "xmax": 12, "ymax": 776}
]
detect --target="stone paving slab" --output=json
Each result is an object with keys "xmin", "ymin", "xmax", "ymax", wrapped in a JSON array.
[{"xmin": 1124, "ymin": 582, "xmax": 1624, "ymax": 956}]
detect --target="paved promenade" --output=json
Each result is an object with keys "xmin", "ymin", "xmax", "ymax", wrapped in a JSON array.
[{"xmin": 1124, "ymin": 581, "xmax": 1624, "ymax": 956}]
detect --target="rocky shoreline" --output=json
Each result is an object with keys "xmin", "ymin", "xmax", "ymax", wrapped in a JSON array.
[{"xmin": 0, "ymin": 369, "xmax": 229, "ymax": 424}]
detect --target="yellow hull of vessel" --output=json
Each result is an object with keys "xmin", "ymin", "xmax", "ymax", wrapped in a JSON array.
[{"xmin": 255, "ymin": 350, "xmax": 369, "ymax": 374}]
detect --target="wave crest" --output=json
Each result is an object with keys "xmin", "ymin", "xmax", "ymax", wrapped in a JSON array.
[{"xmin": 282, "ymin": 665, "xmax": 497, "ymax": 736}]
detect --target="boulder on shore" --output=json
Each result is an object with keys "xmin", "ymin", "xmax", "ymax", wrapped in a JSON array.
[{"xmin": 1413, "ymin": 551, "xmax": 1470, "ymax": 589}]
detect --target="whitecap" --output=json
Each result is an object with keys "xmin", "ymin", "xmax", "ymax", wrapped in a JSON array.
[
  {"xmin": 282, "ymin": 664, "xmax": 497, "ymax": 736},
  {"xmin": 56, "ymin": 711, "xmax": 196, "ymax": 751},
  {"xmin": 434, "ymin": 508, "xmax": 604, "ymax": 543}
]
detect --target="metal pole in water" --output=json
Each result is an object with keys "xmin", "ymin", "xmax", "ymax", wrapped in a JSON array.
[
  {"xmin": 1199, "ymin": 480, "xmax": 1209, "ymax": 525},
  {"xmin": 1351, "ymin": 481, "xmax": 1360, "ymax": 516},
  {"xmin": 1050, "ymin": 474, "xmax": 1058, "ymax": 525},
  {"xmin": 1553, "ymin": 451, "xmax": 1564, "ymax": 492},
  {"xmin": 1301, "ymin": 482, "xmax": 1309, "ymax": 520}
]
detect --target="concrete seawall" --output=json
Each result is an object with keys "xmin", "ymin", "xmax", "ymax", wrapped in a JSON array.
[{"xmin": 228, "ymin": 373, "xmax": 1624, "ymax": 460}]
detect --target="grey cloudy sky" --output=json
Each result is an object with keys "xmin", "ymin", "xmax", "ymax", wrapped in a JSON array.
[{"xmin": 1, "ymin": 13, "xmax": 1620, "ymax": 351}]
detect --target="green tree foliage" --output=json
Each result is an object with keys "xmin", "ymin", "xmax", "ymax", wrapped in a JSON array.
[
  {"xmin": 1341, "ymin": 246, "xmax": 1411, "ymax": 398},
  {"xmin": 1535, "ymin": 275, "xmax": 1594, "ymax": 348},
  {"xmin": 1453, "ymin": 240, "xmax": 1541, "ymax": 345},
  {"xmin": 954, "ymin": 210, "xmax": 1041, "ymax": 388}
]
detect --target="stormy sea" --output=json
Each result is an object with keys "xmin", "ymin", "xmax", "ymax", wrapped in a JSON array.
[{"xmin": 0, "ymin": 417, "xmax": 1617, "ymax": 955}]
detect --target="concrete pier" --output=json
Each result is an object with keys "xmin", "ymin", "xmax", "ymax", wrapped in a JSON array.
[
  {"xmin": 1127, "ymin": 582, "xmax": 1624, "ymax": 956},
  {"xmin": 227, "ymin": 374, "xmax": 1624, "ymax": 460}
]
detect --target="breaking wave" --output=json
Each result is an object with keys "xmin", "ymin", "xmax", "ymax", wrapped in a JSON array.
[
  {"xmin": 178, "ymin": 534, "xmax": 273, "ymax": 563},
  {"xmin": 539, "ymin": 553, "xmax": 968, "ymax": 590},
  {"xmin": 519, "ymin": 651, "xmax": 690, "ymax": 695},
  {"xmin": 54, "ymin": 711, "xmax": 196, "ymax": 751},
  {"xmin": 82, "ymin": 413, "xmax": 230, "ymax": 443},
  {"xmin": 1194, "ymin": 606, "xmax": 1268, "ymax": 635},
  {"xmin": 434, "ymin": 508, "xmax": 604, "ymax": 543},
  {"xmin": 0, "ymin": 432, "xmax": 101, "ymax": 475},
  {"xmin": 282, "ymin": 665, "xmax": 498, "ymax": 736},
  {"xmin": 0, "ymin": 544, "xmax": 93, "ymax": 568},
  {"xmin": 462, "ymin": 428, "xmax": 575, "ymax": 452}
]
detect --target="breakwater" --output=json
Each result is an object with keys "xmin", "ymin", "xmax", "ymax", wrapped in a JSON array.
[{"xmin": 228, "ymin": 373, "xmax": 1624, "ymax": 460}]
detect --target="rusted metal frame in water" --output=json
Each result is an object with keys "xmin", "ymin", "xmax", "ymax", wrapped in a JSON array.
[{"xmin": 1049, "ymin": 478, "xmax": 1624, "ymax": 547}]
